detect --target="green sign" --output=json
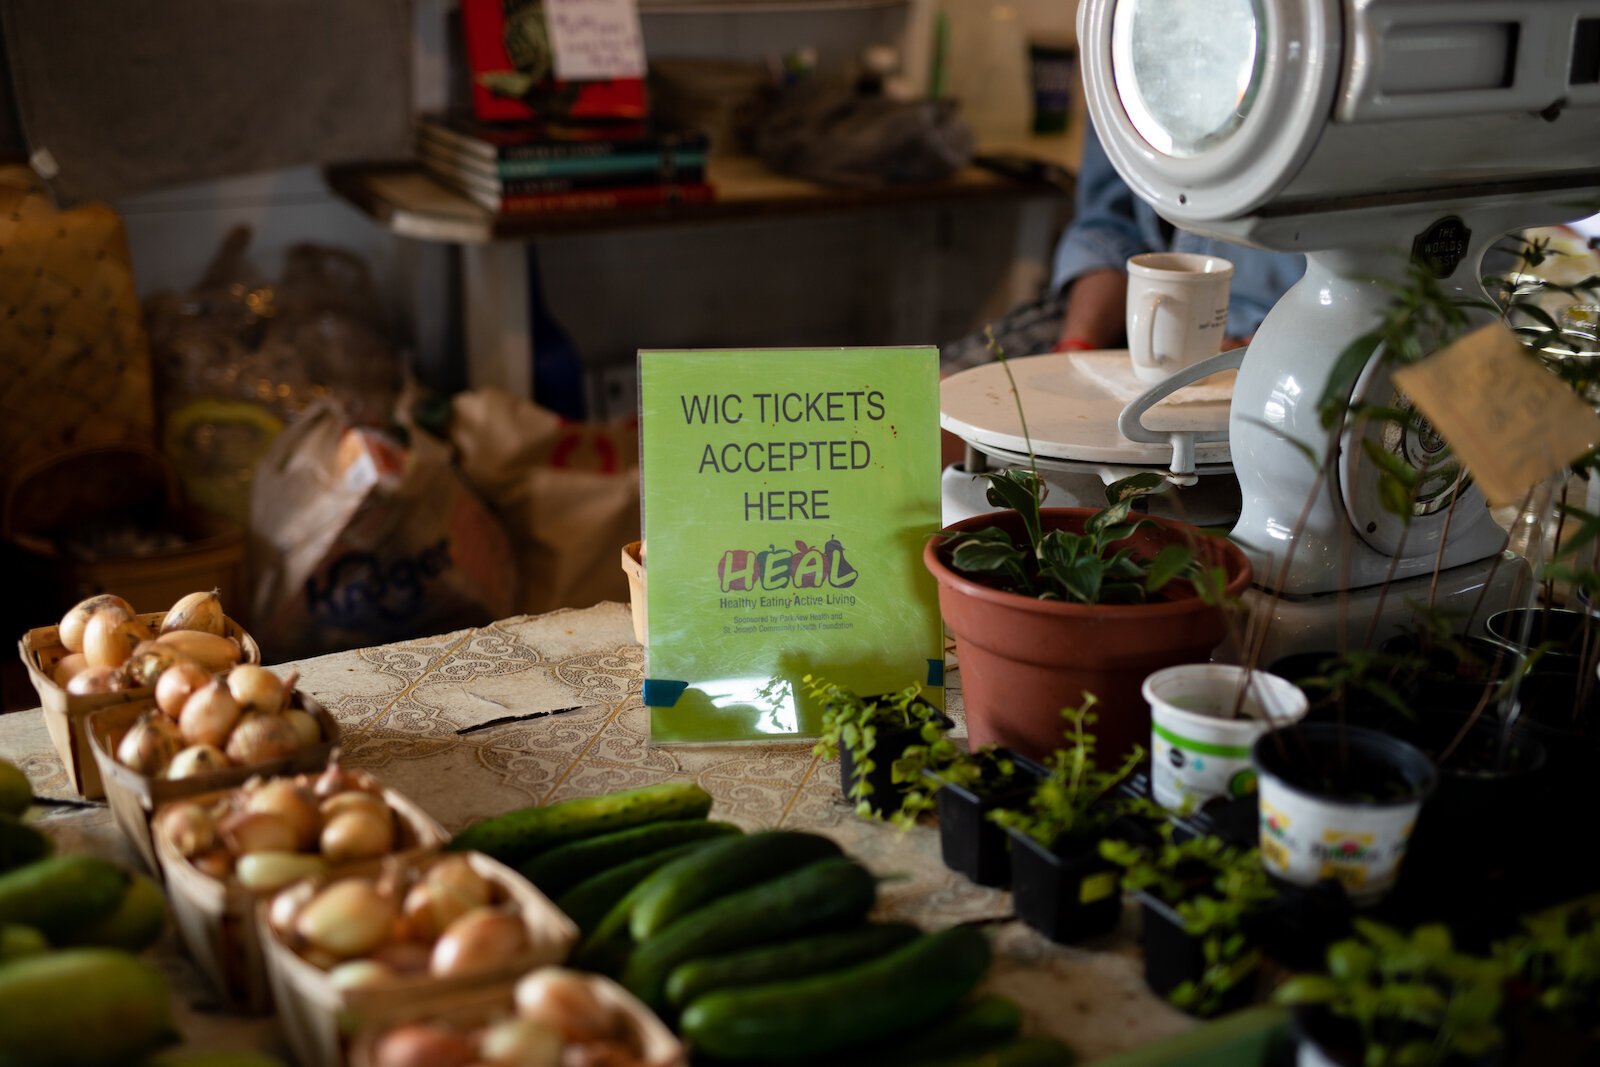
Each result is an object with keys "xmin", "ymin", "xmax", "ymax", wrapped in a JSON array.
[{"xmin": 640, "ymin": 347, "xmax": 945, "ymax": 743}]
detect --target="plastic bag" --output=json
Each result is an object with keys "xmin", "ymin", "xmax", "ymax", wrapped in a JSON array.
[
  {"xmin": 248, "ymin": 401, "xmax": 515, "ymax": 659},
  {"xmin": 449, "ymin": 388, "xmax": 640, "ymax": 615},
  {"xmin": 145, "ymin": 227, "xmax": 403, "ymax": 523},
  {"xmin": 753, "ymin": 80, "xmax": 973, "ymax": 188}
]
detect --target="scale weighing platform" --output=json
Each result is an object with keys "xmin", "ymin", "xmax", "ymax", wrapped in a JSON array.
[{"xmin": 939, "ymin": 348, "xmax": 1244, "ymax": 527}]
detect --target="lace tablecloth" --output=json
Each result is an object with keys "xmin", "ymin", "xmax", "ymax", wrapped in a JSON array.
[{"xmin": 0, "ymin": 602, "xmax": 1192, "ymax": 1061}]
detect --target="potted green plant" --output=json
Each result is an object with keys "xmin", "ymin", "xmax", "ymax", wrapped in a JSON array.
[
  {"xmin": 989, "ymin": 694, "xmax": 1145, "ymax": 936},
  {"xmin": 1251, "ymin": 723, "xmax": 1436, "ymax": 904},
  {"xmin": 1100, "ymin": 828, "xmax": 1275, "ymax": 1018},
  {"xmin": 893, "ymin": 738, "xmax": 1035, "ymax": 885},
  {"xmin": 1497, "ymin": 900, "xmax": 1600, "ymax": 1067},
  {"xmin": 808, "ymin": 675, "xmax": 950, "ymax": 817},
  {"xmin": 1277, "ymin": 919, "xmax": 1507, "ymax": 1067},
  {"xmin": 925, "ymin": 460, "xmax": 1252, "ymax": 765}
]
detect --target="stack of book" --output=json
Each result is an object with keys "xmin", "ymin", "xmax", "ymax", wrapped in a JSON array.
[{"xmin": 417, "ymin": 115, "xmax": 715, "ymax": 215}]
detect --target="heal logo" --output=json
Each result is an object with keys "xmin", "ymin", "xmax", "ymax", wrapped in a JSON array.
[{"xmin": 718, "ymin": 536, "xmax": 858, "ymax": 592}]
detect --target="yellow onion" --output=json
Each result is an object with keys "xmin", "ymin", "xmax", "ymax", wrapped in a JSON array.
[
  {"xmin": 373, "ymin": 1024, "xmax": 474, "ymax": 1067},
  {"xmin": 267, "ymin": 880, "xmax": 317, "ymax": 939},
  {"xmin": 281, "ymin": 708, "xmax": 321, "ymax": 749},
  {"xmin": 124, "ymin": 642, "xmax": 193, "ymax": 689},
  {"xmin": 369, "ymin": 939, "xmax": 433, "ymax": 975},
  {"xmin": 479, "ymin": 1018, "xmax": 563, "ymax": 1067},
  {"xmin": 51, "ymin": 652, "xmax": 88, "ymax": 687},
  {"xmin": 328, "ymin": 959, "xmax": 396, "ymax": 990},
  {"xmin": 154, "ymin": 630, "xmax": 242, "ymax": 672},
  {"xmin": 191, "ymin": 848, "xmax": 236, "ymax": 880},
  {"xmin": 161, "ymin": 589, "xmax": 226, "ymax": 636},
  {"xmin": 312, "ymin": 762, "xmax": 354, "ymax": 799},
  {"xmin": 58, "ymin": 594, "xmax": 135, "ymax": 653},
  {"xmin": 117, "ymin": 713, "xmax": 183, "ymax": 776},
  {"xmin": 166, "ymin": 744, "xmax": 230, "ymax": 780},
  {"xmin": 227, "ymin": 665, "xmax": 291, "ymax": 714},
  {"xmin": 296, "ymin": 879, "xmax": 397, "ymax": 958},
  {"xmin": 179, "ymin": 681, "xmax": 241, "ymax": 748},
  {"xmin": 220, "ymin": 810, "xmax": 298, "ymax": 855},
  {"xmin": 155, "ymin": 660, "xmax": 211, "ymax": 719},
  {"xmin": 514, "ymin": 969, "xmax": 621, "ymax": 1044},
  {"xmin": 404, "ymin": 855, "xmax": 494, "ymax": 941},
  {"xmin": 235, "ymin": 851, "xmax": 325, "ymax": 891},
  {"xmin": 429, "ymin": 908, "xmax": 530, "ymax": 978},
  {"xmin": 246, "ymin": 780, "xmax": 321, "ymax": 850},
  {"xmin": 84, "ymin": 611, "xmax": 149, "ymax": 669},
  {"xmin": 226, "ymin": 713, "xmax": 301, "ymax": 765},
  {"xmin": 66, "ymin": 665, "xmax": 127, "ymax": 695},
  {"xmin": 319, "ymin": 789, "xmax": 391, "ymax": 822},
  {"xmin": 155, "ymin": 801, "xmax": 216, "ymax": 858},
  {"xmin": 320, "ymin": 807, "xmax": 394, "ymax": 864}
]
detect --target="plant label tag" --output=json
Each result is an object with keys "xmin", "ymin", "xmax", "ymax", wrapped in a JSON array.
[
  {"xmin": 639, "ymin": 348, "xmax": 945, "ymax": 744},
  {"xmin": 545, "ymin": 0, "xmax": 646, "ymax": 81},
  {"xmin": 1391, "ymin": 323, "xmax": 1600, "ymax": 507}
]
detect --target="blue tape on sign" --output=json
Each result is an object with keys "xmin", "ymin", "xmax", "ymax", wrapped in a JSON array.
[
  {"xmin": 643, "ymin": 678, "xmax": 689, "ymax": 708},
  {"xmin": 927, "ymin": 659, "xmax": 944, "ymax": 687}
]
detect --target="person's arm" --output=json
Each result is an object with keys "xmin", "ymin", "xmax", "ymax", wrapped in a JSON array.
[
  {"xmin": 1057, "ymin": 268, "xmax": 1128, "ymax": 350},
  {"xmin": 1051, "ymin": 126, "xmax": 1147, "ymax": 349}
]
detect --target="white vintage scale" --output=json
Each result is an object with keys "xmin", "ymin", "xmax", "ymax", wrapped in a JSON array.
[{"xmin": 942, "ymin": 0, "xmax": 1600, "ymax": 659}]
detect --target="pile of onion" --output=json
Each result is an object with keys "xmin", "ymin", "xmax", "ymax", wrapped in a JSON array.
[
  {"xmin": 52, "ymin": 589, "xmax": 244, "ymax": 697},
  {"xmin": 372, "ymin": 969, "xmax": 652, "ymax": 1067},
  {"xmin": 154, "ymin": 765, "xmax": 403, "ymax": 890},
  {"xmin": 116, "ymin": 662, "xmax": 318, "ymax": 780},
  {"xmin": 267, "ymin": 853, "xmax": 565, "ymax": 986}
]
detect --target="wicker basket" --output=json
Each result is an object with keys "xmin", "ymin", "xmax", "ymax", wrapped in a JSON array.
[
  {"xmin": 18, "ymin": 610, "xmax": 260, "ymax": 799},
  {"xmin": 86, "ymin": 692, "xmax": 340, "ymax": 876},
  {"xmin": 263, "ymin": 851, "xmax": 579, "ymax": 1067},
  {"xmin": 348, "ymin": 970, "xmax": 685, "ymax": 1067},
  {"xmin": 153, "ymin": 776, "xmax": 447, "ymax": 1012}
]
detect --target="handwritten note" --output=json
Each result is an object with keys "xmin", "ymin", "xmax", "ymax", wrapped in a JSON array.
[
  {"xmin": 545, "ymin": 0, "xmax": 646, "ymax": 81},
  {"xmin": 1392, "ymin": 323, "xmax": 1600, "ymax": 507}
]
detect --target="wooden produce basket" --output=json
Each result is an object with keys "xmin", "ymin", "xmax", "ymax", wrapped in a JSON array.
[
  {"xmin": 85, "ymin": 692, "xmax": 339, "ymax": 876},
  {"xmin": 18, "ymin": 610, "xmax": 259, "ymax": 799},
  {"xmin": 263, "ymin": 851, "xmax": 579, "ymax": 1067},
  {"xmin": 621, "ymin": 540, "xmax": 647, "ymax": 646},
  {"xmin": 153, "ymin": 776, "xmax": 447, "ymax": 1013},
  {"xmin": 348, "ymin": 969, "xmax": 685, "ymax": 1067}
]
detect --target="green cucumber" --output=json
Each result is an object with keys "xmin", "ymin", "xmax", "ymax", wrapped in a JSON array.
[
  {"xmin": 521, "ymin": 819, "xmax": 741, "ymax": 897},
  {"xmin": 918, "ymin": 1037, "xmax": 1076, "ymax": 1067},
  {"xmin": 624, "ymin": 857, "xmax": 876, "ymax": 1011},
  {"xmin": 836, "ymin": 995, "xmax": 1025, "ymax": 1067},
  {"xmin": 679, "ymin": 926, "xmax": 991, "ymax": 1060},
  {"xmin": 665, "ymin": 922, "xmax": 921, "ymax": 1009},
  {"xmin": 0, "ymin": 949, "xmax": 174, "ymax": 1065},
  {"xmin": 0, "ymin": 856, "xmax": 128, "ymax": 942},
  {"xmin": 447, "ymin": 782, "xmax": 713, "ymax": 867},
  {"xmin": 629, "ymin": 830, "xmax": 843, "ymax": 941},
  {"xmin": 0, "ymin": 923, "xmax": 48, "ymax": 963},
  {"xmin": 574, "ymin": 839, "xmax": 735, "ymax": 977},
  {"xmin": 0, "ymin": 760, "xmax": 29, "ymax": 818},
  {"xmin": 0, "ymin": 815, "xmax": 52, "ymax": 873},
  {"xmin": 558, "ymin": 841, "xmax": 709, "ymax": 938},
  {"xmin": 63, "ymin": 873, "xmax": 167, "ymax": 952}
]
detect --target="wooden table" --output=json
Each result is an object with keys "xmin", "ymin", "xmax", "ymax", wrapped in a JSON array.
[{"xmin": 0, "ymin": 602, "xmax": 1192, "ymax": 1062}]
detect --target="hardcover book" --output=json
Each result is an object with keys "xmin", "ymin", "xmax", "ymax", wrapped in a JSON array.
[{"xmin": 461, "ymin": 0, "xmax": 647, "ymax": 123}]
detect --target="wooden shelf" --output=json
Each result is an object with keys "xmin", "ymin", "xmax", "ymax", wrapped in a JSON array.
[{"xmin": 324, "ymin": 153, "xmax": 1071, "ymax": 245}]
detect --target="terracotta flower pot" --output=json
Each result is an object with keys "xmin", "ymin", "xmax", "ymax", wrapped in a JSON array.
[{"xmin": 924, "ymin": 508, "xmax": 1251, "ymax": 765}]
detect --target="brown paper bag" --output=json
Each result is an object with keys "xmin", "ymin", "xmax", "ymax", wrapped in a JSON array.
[
  {"xmin": 449, "ymin": 389, "xmax": 640, "ymax": 615},
  {"xmin": 249, "ymin": 401, "xmax": 515, "ymax": 659}
]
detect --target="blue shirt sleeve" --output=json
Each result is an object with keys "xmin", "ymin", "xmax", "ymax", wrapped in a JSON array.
[{"xmin": 1050, "ymin": 123, "xmax": 1149, "ymax": 293}]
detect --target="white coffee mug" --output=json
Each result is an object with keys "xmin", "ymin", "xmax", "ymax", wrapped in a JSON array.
[{"xmin": 1125, "ymin": 252, "xmax": 1234, "ymax": 383}]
